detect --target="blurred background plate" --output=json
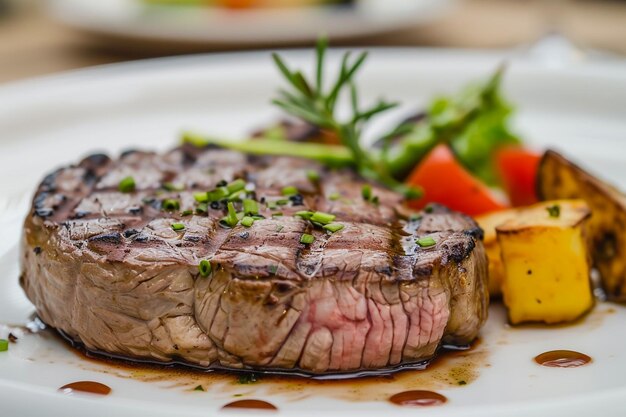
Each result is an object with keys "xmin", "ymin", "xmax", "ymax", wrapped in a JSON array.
[{"xmin": 44, "ymin": 0, "xmax": 452, "ymax": 46}]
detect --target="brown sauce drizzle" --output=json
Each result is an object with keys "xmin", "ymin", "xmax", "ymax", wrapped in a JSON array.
[
  {"xmin": 59, "ymin": 381, "xmax": 112, "ymax": 396},
  {"xmin": 389, "ymin": 390, "xmax": 447, "ymax": 407},
  {"xmin": 222, "ymin": 399, "xmax": 277, "ymax": 410},
  {"xmin": 534, "ymin": 350, "xmax": 592, "ymax": 368}
]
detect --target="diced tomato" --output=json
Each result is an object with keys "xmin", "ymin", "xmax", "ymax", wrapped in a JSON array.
[
  {"xmin": 495, "ymin": 146, "xmax": 541, "ymax": 206},
  {"xmin": 406, "ymin": 145, "xmax": 508, "ymax": 216}
]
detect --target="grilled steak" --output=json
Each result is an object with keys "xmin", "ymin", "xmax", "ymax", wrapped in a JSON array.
[{"xmin": 20, "ymin": 144, "xmax": 488, "ymax": 375}]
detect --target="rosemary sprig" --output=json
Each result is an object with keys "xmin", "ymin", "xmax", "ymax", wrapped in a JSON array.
[{"xmin": 271, "ymin": 37, "xmax": 421, "ymax": 199}]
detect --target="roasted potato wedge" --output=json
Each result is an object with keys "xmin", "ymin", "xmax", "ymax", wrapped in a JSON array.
[
  {"xmin": 538, "ymin": 150, "xmax": 626, "ymax": 302},
  {"xmin": 496, "ymin": 200, "xmax": 593, "ymax": 325}
]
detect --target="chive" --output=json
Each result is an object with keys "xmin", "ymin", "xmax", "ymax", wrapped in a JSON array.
[
  {"xmin": 329, "ymin": 192, "xmax": 340, "ymax": 201},
  {"xmin": 0, "ymin": 339, "xmax": 8, "ymax": 352},
  {"xmin": 227, "ymin": 179, "xmax": 246, "ymax": 194},
  {"xmin": 306, "ymin": 170, "xmax": 320, "ymax": 183},
  {"xmin": 424, "ymin": 205, "xmax": 434, "ymax": 213},
  {"xmin": 172, "ymin": 223, "xmax": 185, "ymax": 231},
  {"xmin": 193, "ymin": 385, "xmax": 204, "ymax": 391},
  {"xmin": 251, "ymin": 215, "xmax": 265, "ymax": 220},
  {"xmin": 207, "ymin": 187, "xmax": 229, "ymax": 202},
  {"xmin": 409, "ymin": 214, "xmax": 423, "ymax": 222},
  {"xmin": 361, "ymin": 184, "xmax": 372, "ymax": 201},
  {"xmin": 243, "ymin": 199, "xmax": 259, "ymax": 215},
  {"xmin": 310, "ymin": 211, "xmax": 336, "ymax": 225},
  {"xmin": 276, "ymin": 199, "xmax": 290, "ymax": 206},
  {"xmin": 227, "ymin": 191, "xmax": 245, "ymax": 202},
  {"xmin": 282, "ymin": 186, "xmax": 298, "ymax": 196},
  {"xmin": 295, "ymin": 211, "xmax": 313, "ymax": 220},
  {"xmin": 416, "ymin": 236, "xmax": 436, "ymax": 247},
  {"xmin": 546, "ymin": 204, "xmax": 560, "ymax": 218},
  {"xmin": 323, "ymin": 223, "xmax": 344, "ymax": 233},
  {"xmin": 268, "ymin": 264, "xmax": 278, "ymax": 275},
  {"xmin": 193, "ymin": 192, "xmax": 208, "ymax": 203},
  {"xmin": 300, "ymin": 233, "xmax": 315, "ymax": 244},
  {"xmin": 162, "ymin": 199, "xmax": 180, "ymax": 211},
  {"xmin": 118, "ymin": 176, "xmax": 136, "ymax": 193},
  {"xmin": 181, "ymin": 210, "xmax": 193, "ymax": 216},
  {"xmin": 163, "ymin": 182, "xmax": 185, "ymax": 192},
  {"xmin": 241, "ymin": 216, "xmax": 255, "ymax": 227},
  {"xmin": 198, "ymin": 260, "xmax": 211, "ymax": 277},
  {"xmin": 267, "ymin": 201, "xmax": 278, "ymax": 210},
  {"xmin": 272, "ymin": 212, "xmax": 283, "ymax": 217},
  {"xmin": 226, "ymin": 202, "xmax": 238, "ymax": 227},
  {"xmin": 195, "ymin": 202, "xmax": 208, "ymax": 214}
]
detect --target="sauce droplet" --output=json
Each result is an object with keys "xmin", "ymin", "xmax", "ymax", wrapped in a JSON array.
[
  {"xmin": 389, "ymin": 390, "xmax": 447, "ymax": 407},
  {"xmin": 59, "ymin": 381, "xmax": 111, "ymax": 396},
  {"xmin": 534, "ymin": 350, "xmax": 592, "ymax": 368},
  {"xmin": 222, "ymin": 399, "xmax": 277, "ymax": 410}
]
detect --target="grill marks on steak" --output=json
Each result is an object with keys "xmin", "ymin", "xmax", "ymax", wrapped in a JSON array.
[{"xmin": 20, "ymin": 145, "xmax": 488, "ymax": 375}]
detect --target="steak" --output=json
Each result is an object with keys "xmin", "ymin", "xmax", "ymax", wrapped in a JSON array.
[{"xmin": 20, "ymin": 144, "xmax": 488, "ymax": 375}]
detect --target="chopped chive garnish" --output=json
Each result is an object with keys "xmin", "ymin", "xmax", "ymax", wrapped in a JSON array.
[
  {"xmin": 268, "ymin": 264, "xmax": 278, "ymax": 275},
  {"xmin": 276, "ymin": 199, "xmax": 290, "ymax": 206},
  {"xmin": 306, "ymin": 170, "xmax": 320, "ymax": 183},
  {"xmin": 227, "ymin": 179, "xmax": 246, "ymax": 194},
  {"xmin": 424, "ymin": 205, "xmax": 434, "ymax": 213},
  {"xmin": 0, "ymin": 339, "xmax": 8, "ymax": 352},
  {"xmin": 310, "ymin": 211, "xmax": 336, "ymax": 225},
  {"xmin": 193, "ymin": 385, "xmax": 204, "ymax": 391},
  {"xmin": 241, "ymin": 216, "xmax": 255, "ymax": 227},
  {"xmin": 282, "ymin": 186, "xmax": 298, "ymax": 196},
  {"xmin": 194, "ymin": 192, "xmax": 208, "ymax": 203},
  {"xmin": 228, "ymin": 191, "xmax": 245, "ymax": 202},
  {"xmin": 329, "ymin": 192, "xmax": 340, "ymax": 201},
  {"xmin": 198, "ymin": 260, "xmax": 211, "ymax": 277},
  {"xmin": 118, "ymin": 176, "xmax": 136, "ymax": 193},
  {"xmin": 226, "ymin": 202, "xmax": 238, "ymax": 227},
  {"xmin": 243, "ymin": 199, "xmax": 259, "ymax": 215},
  {"xmin": 181, "ymin": 210, "xmax": 193, "ymax": 216},
  {"xmin": 196, "ymin": 202, "xmax": 208, "ymax": 214},
  {"xmin": 171, "ymin": 223, "xmax": 185, "ymax": 231},
  {"xmin": 416, "ymin": 236, "xmax": 437, "ymax": 247},
  {"xmin": 300, "ymin": 233, "xmax": 315, "ymax": 244},
  {"xmin": 207, "ymin": 187, "xmax": 229, "ymax": 202},
  {"xmin": 272, "ymin": 212, "xmax": 283, "ymax": 217},
  {"xmin": 323, "ymin": 223, "xmax": 344, "ymax": 233},
  {"xmin": 251, "ymin": 215, "xmax": 265, "ymax": 220},
  {"xmin": 162, "ymin": 199, "xmax": 180, "ymax": 211},
  {"xmin": 361, "ymin": 184, "xmax": 372, "ymax": 201},
  {"xmin": 295, "ymin": 211, "xmax": 313, "ymax": 220},
  {"xmin": 267, "ymin": 201, "xmax": 278, "ymax": 210},
  {"xmin": 163, "ymin": 182, "xmax": 185, "ymax": 191},
  {"xmin": 546, "ymin": 204, "xmax": 561, "ymax": 218}
]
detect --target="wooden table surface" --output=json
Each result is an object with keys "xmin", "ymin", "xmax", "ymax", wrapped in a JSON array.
[{"xmin": 0, "ymin": 0, "xmax": 625, "ymax": 84}]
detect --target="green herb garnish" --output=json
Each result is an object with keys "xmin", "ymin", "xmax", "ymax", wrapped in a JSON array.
[
  {"xmin": 162, "ymin": 199, "xmax": 180, "ymax": 211},
  {"xmin": 546, "ymin": 204, "xmax": 561, "ymax": 218},
  {"xmin": 207, "ymin": 187, "xmax": 229, "ymax": 202},
  {"xmin": 295, "ymin": 211, "xmax": 313, "ymax": 220},
  {"xmin": 193, "ymin": 385, "xmax": 205, "ymax": 391},
  {"xmin": 181, "ymin": 210, "xmax": 193, "ymax": 216},
  {"xmin": 0, "ymin": 339, "xmax": 8, "ymax": 352},
  {"xmin": 281, "ymin": 186, "xmax": 298, "ymax": 196},
  {"xmin": 310, "ymin": 211, "xmax": 336, "ymax": 225},
  {"xmin": 227, "ymin": 179, "xmax": 246, "ymax": 194},
  {"xmin": 219, "ymin": 202, "xmax": 239, "ymax": 228},
  {"xmin": 243, "ymin": 199, "xmax": 259, "ymax": 215},
  {"xmin": 323, "ymin": 223, "xmax": 344, "ymax": 233},
  {"xmin": 300, "ymin": 233, "xmax": 315, "ymax": 245},
  {"xmin": 241, "ymin": 216, "xmax": 255, "ymax": 227},
  {"xmin": 416, "ymin": 236, "xmax": 437, "ymax": 247},
  {"xmin": 198, "ymin": 260, "xmax": 211, "ymax": 277},
  {"xmin": 163, "ymin": 182, "xmax": 185, "ymax": 192},
  {"xmin": 193, "ymin": 192, "xmax": 208, "ymax": 203},
  {"xmin": 118, "ymin": 176, "xmax": 136, "ymax": 193},
  {"xmin": 306, "ymin": 170, "xmax": 320, "ymax": 183},
  {"xmin": 329, "ymin": 192, "xmax": 340, "ymax": 201},
  {"xmin": 171, "ymin": 223, "xmax": 185, "ymax": 231},
  {"xmin": 361, "ymin": 184, "xmax": 372, "ymax": 201}
]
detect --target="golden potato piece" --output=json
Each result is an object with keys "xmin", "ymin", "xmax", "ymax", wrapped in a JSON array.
[
  {"xmin": 496, "ymin": 200, "xmax": 593, "ymax": 325},
  {"xmin": 538, "ymin": 150, "xmax": 626, "ymax": 302}
]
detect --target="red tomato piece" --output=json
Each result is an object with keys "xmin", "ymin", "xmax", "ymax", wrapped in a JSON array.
[
  {"xmin": 495, "ymin": 146, "xmax": 541, "ymax": 206},
  {"xmin": 406, "ymin": 145, "xmax": 508, "ymax": 216}
]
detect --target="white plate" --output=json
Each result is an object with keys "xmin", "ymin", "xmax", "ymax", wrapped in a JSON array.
[
  {"xmin": 1, "ymin": 49, "xmax": 626, "ymax": 417},
  {"xmin": 45, "ymin": 0, "xmax": 452, "ymax": 45}
]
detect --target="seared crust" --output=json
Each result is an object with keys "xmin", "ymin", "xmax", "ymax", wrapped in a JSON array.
[{"xmin": 20, "ymin": 145, "xmax": 488, "ymax": 375}]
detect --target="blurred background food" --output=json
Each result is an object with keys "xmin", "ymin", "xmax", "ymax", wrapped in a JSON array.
[{"xmin": 0, "ymin": 0, "xmax": 625, "ymax": 84}]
